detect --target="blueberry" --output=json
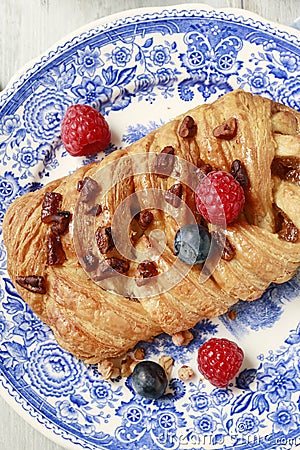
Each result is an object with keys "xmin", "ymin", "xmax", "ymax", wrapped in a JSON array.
[
  {"xmin": 131, "ymin": 361, "xmax": 168, "ymax": 399},
  {"xmin": 174, "ymin": 224, "xmax": 211, "ymax": 265}
]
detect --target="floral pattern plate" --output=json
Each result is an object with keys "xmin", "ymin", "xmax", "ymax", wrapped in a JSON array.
[{"xmin": 0, "ymin": 4, "xmax": 300, "ymax": 450}]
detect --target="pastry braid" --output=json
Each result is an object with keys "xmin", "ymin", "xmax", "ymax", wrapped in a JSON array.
[{"xmin": 3, "ymin": 90, "xmax": 300, "ymax": 363}]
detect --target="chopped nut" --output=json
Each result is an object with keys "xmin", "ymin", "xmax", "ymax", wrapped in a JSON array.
[
  {"xmin": 172, "ymin": 330, "xmax": 194, "ymax": 346},
  {"xmin": 278, "ymin": 218, "xmax": 299, "ymax": 242},
  {"xmin": 133, "ymin": 347, "xmax": 145, "ymax": 361},
  {"xmin": 87, "ymin": 204, "xmax": 102, "ymax": 216},
  {"xmin": 274, "ymin": 204, "xmax": 299, "ymax": 243},
  {"xmin": 165, "ymin": 183, "xmax": 183, "ymax": 208},
  {"xmin": 41, "ymin": 192, "xmax": 62, "ymax": 222},
  {"xmin": 212, "ymin": 231, "xmax": 236, "ymax": 261},
  {"xmin": 97, "ymin": 360, "xmax": 114, "ymax": 380},
  {"xmin": 230, "ymin": 159, "xmax": 249, "ymax": 187},
  {"xmin": 80, "ymin": 177, "xmax": 101, "ymax": 203},
  {"xmin": 121, "ymin": 355, "xmax": 135, "ymax": 377},
  {"xmin": 178, "ymin": 365, "xmax": 194, "ymax": 381},
  {"xmin": 213, "ymin": 117, "xmax": 237, "ymax": 140},
  {"xmin": 228, "ymin": 309, "xmax": 237, "ymax": 320},
  {"xmin": 77, "ymin": 180, "xmax": 84, "ymax": 192},
  {"xmin": 153, "ymin": 146, "xmax": 175, "ymax": 178},
  {"xmin": 196, "ymin": 161, "xmax": 213, "ymax": 180},
  {"xmin": 47, "ymin": 232, "xmax": 66, "ymax": 265},
  {"xmin": 95, "ymin": 226, "xmax": 114, "ymax": 254},
  {"xmin": 135, "ymin": 260, "xmax": 159, "ymax": 286},
  {"xmin": 94, "ymin": 257, "xmax": 130, "ymax": 281},
  {"xmin": 131, "ymin": 211, "xmax": 154, "ymax": 244},
  {"xmin": 15, "ymin": 275, "xmax": 46, "ymax": 294},
  {"xmin": 222, "ymin": 237, "xmax": 236, "ymax": 261},
  {"xmin": 107, "ymin": 257, "xmax": 130, "ymax": 273},
  {"xmin": 138, "ymin": 210, "xmax": 154, "ymax": 230},
  {"xmin": 179, "ymin": 115, "xmax": 197, "ymax": 138},
  {"xmin": 82, "ymin": 253, "xmax": 99, "ymax": 272},
  {"xmin": 158, "ymin": 355, "xmax": 174, "ymax": 377},
  {"xmin": 46, "ymin": 211, "xmax": 72, "ymax": 235}
]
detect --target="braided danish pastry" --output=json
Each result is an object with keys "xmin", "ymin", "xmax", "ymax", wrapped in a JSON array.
[{"xmin": 3, "ymin": 90, "xmax": 300, "ymax": 364}]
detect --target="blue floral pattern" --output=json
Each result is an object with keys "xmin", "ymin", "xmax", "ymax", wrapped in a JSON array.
[
  {"xmin": 28, "ymin": 343, "xmax": 83, "ymax": 397},
  {"xmin": 23, "ymin": 90, "xmax": 73, "ymax": 141},
  {"xmin": 77, "ymin": 45, "xmax": 104, "ymax": 77},
  {"xmin": 0, "ymin": 5, "xmax": 300, "ymax": 450}
]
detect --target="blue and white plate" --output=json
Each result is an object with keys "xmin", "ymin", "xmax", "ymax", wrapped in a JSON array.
[{"xmin": 0, "ymin": 4, "xmax": 300, "ymax": 450}]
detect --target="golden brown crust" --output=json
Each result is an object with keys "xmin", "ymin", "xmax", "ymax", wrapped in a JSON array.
[{"xmin": 3, "ymin": 90, "xmax": 300, "ymax": 362}]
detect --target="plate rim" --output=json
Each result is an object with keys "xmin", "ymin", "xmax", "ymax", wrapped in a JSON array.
[{"xmin": 1, "ymin": 2, "xmax": 300, "ymax": 96}]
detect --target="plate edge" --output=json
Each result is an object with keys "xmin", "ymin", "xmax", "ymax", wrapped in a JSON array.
[{"xmin": 1, "ymin": 2, "xmax": 300, "ymax": 96}]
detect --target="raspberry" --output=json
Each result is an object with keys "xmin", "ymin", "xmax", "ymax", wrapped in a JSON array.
[
  {"xmin": 197, "ymin": 337, "xmax": 244, "ymax": 388},
  {"xmin": 195, "ymin": 170, "xmax": 245, "ymax": 225},
  {"xmin": 61, "ymin": 104, "xmax": 111, "ymax": 157}
]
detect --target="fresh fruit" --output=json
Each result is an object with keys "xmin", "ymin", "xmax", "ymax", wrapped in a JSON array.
[
  {"xmin": 195, "ymin": 170, "xmax": 245, "ymax": 225},
  {"xmin": 61, "ymin": 104, "xmax": 111, "ymax": 157},
  {"xmin": 197, "ymin": 337, "xmax": 244, "ymax": 388},
  {"xmin": 174, "ymin": 224, "xmax": 211, "ymax": 265},
  {"xmin": 131, "ymin": 361, "xmax": 168, "ymax": 399}
]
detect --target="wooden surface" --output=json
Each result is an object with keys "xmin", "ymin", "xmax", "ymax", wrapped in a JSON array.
[{"xmin": 0, "ymin": 1, "xmax": 299, "ymax": 449}]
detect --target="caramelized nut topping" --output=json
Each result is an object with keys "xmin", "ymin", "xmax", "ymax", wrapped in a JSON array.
[
  {"xmin": 213, "ymin": 117, "xmax": 237, "ymax": 140},
  {"xmin": 228, "ymin": 309, "xmax": 237, "ymax": 320},
  {"xmin": 44, "ymin": 211, "xmax": 71, "ymax": 235},
  {"xmin": 172, "ymin": 330, "xmax": 194, "ymax": 346},
  {"xmin": 138, "ymin": 210, "xmax": 154, "ymax": 230},
  {"xmin": 87, "ymin": 204, "xmax": 102, "ymax": 216},
  {"xmin": 274, "ymin": 204, "xmax": 299, "ymax": 243},
  {"xmin": 135, "ymin": 260, "xmax": 158, "ymax": 286},
  {"xmin": 94, "ymin": 257, "xmax": 130, "ymax": 281},
  {"xmin": 16, "ymin": 275, "xmax": 46, "ymax": 294},
  {"xmin": 178, "ymin": 365, "xmax": 194, "ymax": 381},
  {"xmin": 196, "ymin": 160, "xmax": 213, "ymax": 180},
  {"xmin": 179, "ymin": 115, "xmax": 197, "ymax": 138},
  {"xmin": 82, "ymin": 253, "xmax": 99, "ymax": 272},
  {"xmin": 47, "ymin": 232, "xmax": 66, "ymax": 265},
  {"xmin": 77, "ymin": 180, "xmax": 84, "ymax": 192},
  {"xmin": 222, "ymin": 238, "xmax": 236, "ymax": 261},
  {"xmin": 271, "ymin": 156, "xmax": 300, "ymax": 185},
  {"xmin": 165, "ymin": 183, "xmax": 183, "ymax": 208},
  {"xmin": 230, "ymin": 159, "xmax": 249, "ymax": 187},
  {"xmin": 42, "ymin": 192, "xmax": 69, "ymax": 266},
  {"xmin": 105, "ymin": 257, "xmax": 129, "ymax": 273},
  {"xmin": 41, "ymin": 192, "xmax": 62, "ymax": 222},
  {"xmin": 95, "ymin": 226, "xmax": 114, "ymax": 254},
  {"xmin": 153, "ymin": 146, "xmax": 175, "ymax": 178},
  {"xmin": 279, "ymin": 219, "xmax": 299, "ymax": 243},
  {"xmin": 80, "ymin": 177, "xmax": 101, "ymax": 203}
]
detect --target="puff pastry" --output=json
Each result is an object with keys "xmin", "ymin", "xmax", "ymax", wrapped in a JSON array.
[{"xmin": 3, "ymin": 90, "xmax": 300, "ymax": 364}]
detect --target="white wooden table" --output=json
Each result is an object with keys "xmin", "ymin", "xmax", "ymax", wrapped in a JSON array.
[{"xmin": 0, "ymin": 1, "xmax": 299, "ymax": 449}]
